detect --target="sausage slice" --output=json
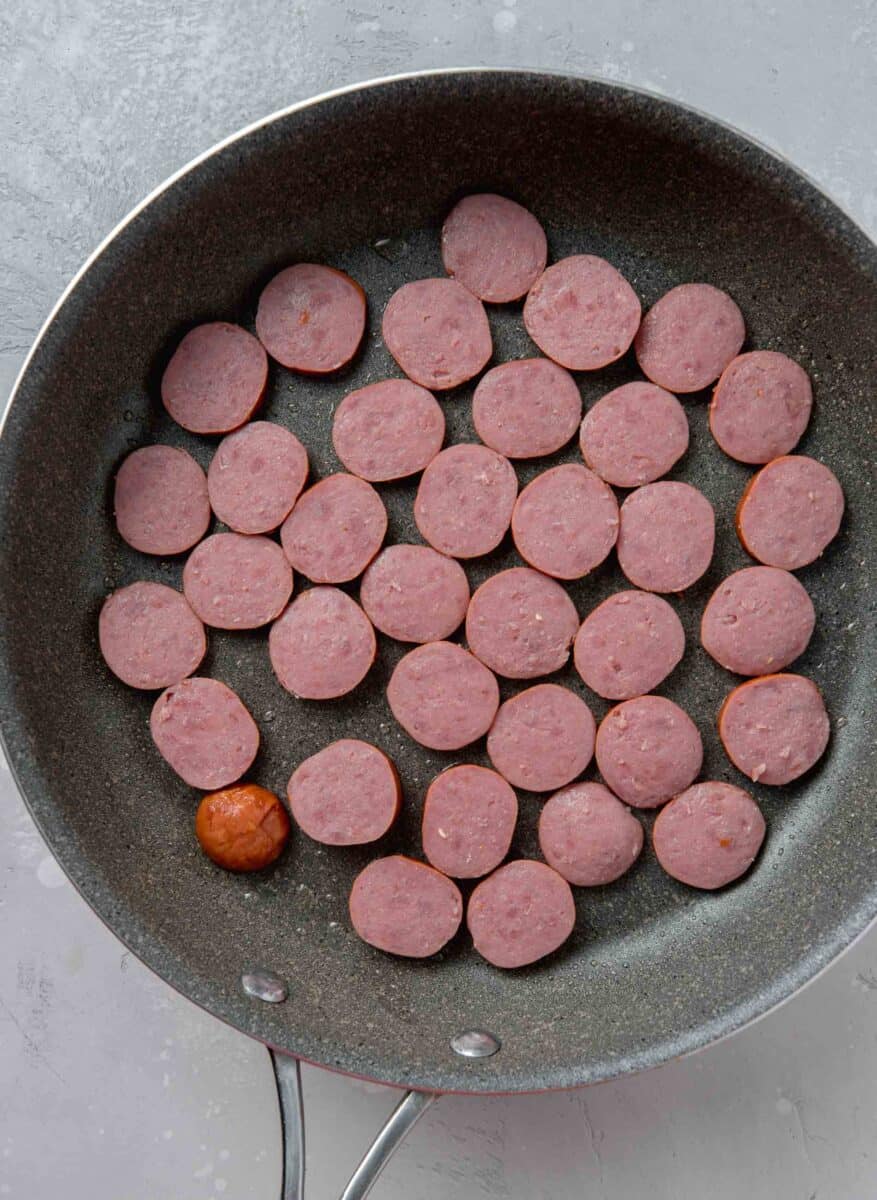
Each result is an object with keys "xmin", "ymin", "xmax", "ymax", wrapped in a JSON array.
[
  {"xmin": 595, "ymin": 695, "xmax": 703, "ymax": 809},
  {"xmin": 280, "ymin": 473, "xmax": 387, "ymax": 584},
  {"xmin": 288, "ymin": 740, "xmax": 400, "ymax": 845},
  {"xmin": 150, "ymin": 677, "xmax": 259, "ymax": 790},
  {"xmin": 511, "ymin": 464, "xmax": 619, "ymax": 580},
  {"xmin": 195, "ymin": 785, "xmax": 290, "ymax": 872},
  {"xmin": 465, "ymin": 567, "xmax": 579, "ymax": 679},
  {"xmin": 634, "ymin": 283, "xmax": 745, "ymax": 393},
  {"xmin": 114, "ymin": 445, "xmax": 210, "ymax": 556},
  {"xmin": 700, "ymin": 566, "xmax": 815, "ymax": 676},
  {"xmin": 382, "ymin": 278, "xmax": 492, "ymax": 390},
  {"xmin": 349, "ymin": 856, "xmax": 463, "ymax": 958},
  {"xmin": 415, "ymin": 444, "xmax": 517, "ymax": 559},
  {"xmin": 718, "ymin": 673, "xmax": 830, "ymax": 785},
  {"xmin": 487, "ymin": 683, "xmax": 596, "ymax": 793},
  {"xmin": 422, "ymin": 765, "xmax": 517, "ymax": 879},
  {"xmin": 269, "ymin": 587, "xmax": 375, "ymax": 700},
  {"xmin": 332, "ymin": 379, "xmax": 444, "ymax": 482},
  {"xmin": 99, "ymin": 581, "xmax": 206, "ymax": 690},
  {"xmin": 360, "ymin": 544, "xmax": 470, "ymax": 644},
  {"xmin": 256, "ymin": 264, "xmax": 366, "ymax": 373},
  {"xmin": 161, "ymin": 322, "xmax": 268, "ymax": 434},
  {"xmin": 579, "ymin": 381, "xmax": 689, "ymax": 488},
  {"xmin": 538, "ymin": 783, "xmax": 644, "ymax": 886},
  {"xmin": 208, "ymin": 421, "xmax": 308, "ymax": 534},
  {"xmin": 736, "ymin": 455, "xmax": 844, "ymax": 570},
  {"xmin": 710, "ymin": 351, "xmax": 812, "ymax": 464},
  {"xmin": 467, "ymin": 860, "xmax": 576, "ymax": 969},
  {"xmin": 574, "ymin": 590, "xmax": 685, "ymax": 700},
  {"xmin": 653, "ymin": 782, "xmax": 766, "ymax": 889},
  {"xmin": 473, "ymin": 358, "xmax": 582, "ymax": 459},
  {"xmin": 617, "ymin": 481, "xmax": 714, "ymax": 593},
  {"xmin": 183, "ymin": 533, "xmax": 293, "ymax": 629},
  {"xmin": 387, "ymin": 641, "xmax": 499, "ymax": 751},
  {"xmin": 441, "ymin": 193, "xmax": 547, "ymax": 302}
]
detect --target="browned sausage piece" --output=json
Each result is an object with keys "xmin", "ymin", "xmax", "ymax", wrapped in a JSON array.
[
  {"xmin": 207, "ymin": 421, "xmax": 309, "ymax": 535},
  {"xmin": 280, "ymin": 473, "xmax": 387, "ymax": 584},
  {"xmin": 349, "ymin": 856, "xmax": 463, "ymax": 957},
  {"xmin": 114, "ymin": 445, "xmax": 210, "ymax": 556},
  {"xmin": 523, "ymin": 255, "xmax": 641, "ymax": 371},
  {"xmin": 710, "ymin": 351, "xmax": 812, "ymax": 464},
  {"xmin": 467, "ymin": 860, "xmax": 576, "ymax": 969},
  {"xmin": 486, "ymin": 683, "xmax": 596, "ymax": 793},
  {"xmin": 511, "ymin": 464, "xmax": 619, "ymax": 580},
  {"xmin": 595, "ymin": 696, "xmax": 703, "ymax": 809},
  {"xmin": 287, "ymin": 740, "xmax": 400, "ymax": 845},
  {"xmin": 382, "ymin": 278, "xmax": 492, "ymax": 390},
  {"xmin": 735, "ymin": 455, "xmax": 844, "ymax": 570},
  {"xmin": 195, "ymin": 784, "xmax": 290, "ymax": 872},
  {"xmin": 653, "ymin": 782, "xmax": 766, "ymax": 889},
  {"xmin": 466, "ymin": 567, "xmax": 579, "ymax": 679},
  {"xmin": 634, "ymin": 283, "xmax": 745, "ymax": 393},
  {"xmin": 183, "ymin": 533, "xmax": 293, "ymax": 630},
  {"xmin": 360, "ymin": 544, "xmax": 470, "ymax": 644},
  {"xmin": 161, "ymin": 322, "xmax": 268, "ymax": 434},
  {"xmin": 472, "ymin": 358, "xmax": 582, "ymax": 459},
  {"xmin": 538, "ymin": 783, "xmax": 644, "ymax": 886},
  {"xmin": 256, "ymin": 264, "xmax": 366, "ymax": 373},
  {"xmin": 150, "ymin": 677, "xmax": 259, "ymax": 790},
  {"xmin": 579, "ymin": 381, "xmax": 689, "ymax": 487},
  {"xmin": 99, "ymin": 581, "xmax": 206, "ymax": 690},
  {"xmin": 332, "ymin": 379, "xmax": 445, "ymax": 481},
  {"xmin": 718, "ymin": 673, "xmax": 829, "ymax": 785},
  {"xmin": 617, "ymin": 481, "xmax": 714, "ymax": 593},
  {"xmin": 269, "ymin": 587, "xmax": 375, "ymax": 700},
  {"xmin": 573, "ymin": 590, "xmax": 685, "ymax": 701},
  {"xmin": 415, "ymin": 444, "xmax": 518, "ymax": 559},
  {"xmin": 422, "ymin": 765, "xmax": 518, "ymax": 879},
  {"xmin": 442, "ymin": 193, "xmax": 548, "ymax": 302},
  {"xmin": 700, "ymin": 567, "xmax": 815, "ymax": 676},
  {"xmin": 387, "ymin": 641, "xmax": 499, "ymax": 751}
]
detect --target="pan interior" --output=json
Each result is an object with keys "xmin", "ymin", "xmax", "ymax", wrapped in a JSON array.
[{"xmin": 0, "ymin": 72, "xmax": 875, "ymax": 1093}]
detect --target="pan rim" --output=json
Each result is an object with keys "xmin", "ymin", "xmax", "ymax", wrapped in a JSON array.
[{"xmin": 1, "ymin": 66, "xmax": 876, "ymax": 1094}]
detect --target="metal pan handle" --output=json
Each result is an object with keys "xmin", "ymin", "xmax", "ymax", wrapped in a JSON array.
[{"xmin": 271, "ymin": 1049, "xmax": 436, "ymax": 1200}]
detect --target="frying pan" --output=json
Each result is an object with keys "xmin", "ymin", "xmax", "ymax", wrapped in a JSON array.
[{"xmin": 1, "ymin": 69, "xmax": 876, "ymax": 1198}]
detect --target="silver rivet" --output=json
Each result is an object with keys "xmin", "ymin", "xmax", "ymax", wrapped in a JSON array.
[
  {"xmin": 450, "ymin": 1030, "xmax": 501, "ymax": 1059},
  {"xmin": 242, "ymin": 970, "xmax": 288, "ymax": 1003}
]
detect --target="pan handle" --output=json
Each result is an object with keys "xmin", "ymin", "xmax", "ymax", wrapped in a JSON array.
[{"xmin": 270, "ymin": 1049, "xmax": 436, "ymax": 1200}]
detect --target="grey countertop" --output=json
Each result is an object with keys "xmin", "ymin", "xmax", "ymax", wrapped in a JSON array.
[{"xmin": 1, "ymin": 2, "xmax": 876, "ymax": 1197}]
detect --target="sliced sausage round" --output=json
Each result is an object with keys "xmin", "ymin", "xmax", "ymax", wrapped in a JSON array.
[
  {"xmin": 360, "ymin": 544, "xmax": 469, "ymax": 644},
  {"xmin": 523, "ymin": 255, "xmax": 641, "ymax": 371},
  {"xmin": 701, "ymin": 566, "xmax": 815, "ymax": 676},
  {"xmin": 269, "ymin": 587, "xmax": 375, "ymax": 701},
  {"xmin": 465, "ymin": 567, "xmax": 579, "ymax": 679},
  {"xmin": 161, "ymin": 322, "xmax": 268, "ymax": 434},
  {"xmin": 736, "ymin": 455, "xmax": 844, "ymax": 570},
  {"xmin": 183, "ymin": 532, "xmax": 293, "ymax": 630},
  {"xmin": 441, "ymin": 193, "xmax": 548, "ymax": 303},
  {"xmin": 382, "ymin": 278, "xmax": 492, "ymax": 390},
  {"xmin": 467, "ymin": 860, "xmax": 576, "ymax": 969},
  {"xmin": 349, "ymin": 856, "xmax": 463, "ymax": 958},
  {"xmin": 718, "ymin": 673, "xmax": 830, "ymax": 785},
  {"xmin": 574, "ymin": 590, "xmax": 685, "ymax": 700},
  {"xmin": 710, "ymin": 351, "xmax": 812, "ymax": 464},
  {"xmin": 511, "ymin": 463, "xmax": 619, "ymax": 580},
  {"xmin": 422, "ymin": 765, "xmax": 518, "ymax": 879},
  {"xmin": 195, "ymin": 784, "xmax": 290, "ymax": 872},
  {"xmin": 114, "ymin": 445, "xmax": 210, "ymax": 556},
  {"xmin": 150, "ymin": 677, "xmax": 259, "ymax": 790},
  {"xmin": 255, "ymin": 264, "xmax": 366, "ymax": 374},
  {"xmin": 653, "ymin": 782, "xmax": 766, "ymax": 889},
  {"xmin": 99, "ymin": 581, "xmax": 206, "ymax": 690},
  {"xmin": 280, "ymin": 473, "xmax": 387, "ymax": 583},
  {"xmin": 415, "ymin": 444, "xmax": 517, "ymax": 559},
  {"xmin": 487, "ymin": 683, "xmax": 596, "ymax": 793},
  {"xmin": 332, "ymin": 378, "xmax": 445, "ymax": 482},
  {"xmin": 617, "ymin": 481, "xmax": 714, "ymax": 593},
  {"xmin": 472, "ymin": 358, "xmax": 582, "ymax": 459},
  {"xmin": 288, "ymin": 740, "xmax": 400, "ymax": 845},
  {"xmin": 387, "ymin": 641, "xmax": 499, "ymax": 751},
  {"xmin": 207, "ymin": 421, "xmax": 308, "ymax": 535},
  {"xmin": 634, "ymin": 283, "xmax": 745, "ymax": 393},
  {"xmin": 579, "ymin": 381, "xmax": 689, "ymax": 487},
  {"xmin": 538, "ymin": 782, "xmax": 644, "ymax": 886},
  {"xmin": 595, "ymin": 695, "xmax": 703, "ymax": 809}
]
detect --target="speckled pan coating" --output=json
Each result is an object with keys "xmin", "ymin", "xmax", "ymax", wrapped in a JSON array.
[{"xmin": 0, "ymin": 71, "xmax": 875, "ymax": 1096}]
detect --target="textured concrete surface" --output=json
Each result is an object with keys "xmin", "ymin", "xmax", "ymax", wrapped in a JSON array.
[{"xmin": 1, "ymin": 1, "xmax": 876, "ymax": 1197}]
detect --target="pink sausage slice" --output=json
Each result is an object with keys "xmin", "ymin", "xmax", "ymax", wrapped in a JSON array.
[
  {"xmin": 269, "ymin": 587, "xmax": 375, "ymax": 700},
  {"xmin": 701, "ymin": 566, "xmax": 815, "ymax": 676},
  {"xmin": 349, "ymin": 856, "xmax": 463, "ymax": 958},
  {"xmin": 99, "ymin": 581, "xmax": 206, "ymax": 690},
  {"xmin": 161, "ymin": 322, "xmax": 268, "ymax": 434},
  {"xmin": 207, "ymin": 422, "xmax": 308, "ymax": 534},
  {"xmin": 114, "ymin": 445, "xmax": 210, "ymax": 556},
  {"xmin": 360, "ymin": 544, "xmax": 469, "ymax": 644},
  {"xmin": 538, "ymin": 782, "xmax": 644, "ymax": 886},
  {"xmin": 280, "ymin": 473, "xmax": 387, "ymax": 584},
  {"xmin": 487, "ymin": 683, "xmax": 596, "ymax": 793},
  {"xmin": 595, "ymin": 695, "xmax": 703, "ymax": 809},
  {"xmin": 472, "ymin": 358, "xmax": 582, "ymax": 459},
  {"xmin": 332, "ymin": 379, "xmax": 445, "ymax": 481},
  {"xmin": 710, "ymin": 351, "xmax": 812, "ymax": 464},
  {"xmin": 736, "ymin": 455, "xmax": 844, "ymax": 570},
  {"xmin": 465, "ymin": 567, "xmax": 579, "ymax": 679},
  {"xmin": 511, "ymin": 463, "xmax": 619, "ymax": 580},
  {"xmin": 579, "ymin": 381, "xmax": 689, "ymax": 487},
  {"xmin": 617, "ymin": 481, "xmax": 714, "ymax": 593},
  {"xmin": 150, "ymin": 677, "xmax": 259, "ymax": 790},
  {"xmin": 634, "ymin": 283, "xmax": 745, "ymax": 393},
  {"xmin": 387, "ymin": 641, "xmax": 499, "ymax": 751},
  {"xmin": 382, "ymin": 278, "xmax": 492, "ymax": 390},
  {"xmin": 653, "ymin": 782, "xmax": 766, "ymax": 889},
  {"xmin": 415, "ymin": 444, "xmax": 517, "ymax": 559},
  {"xmin": 523, "ymin": 255, "xmax": 641, "ymax": 371},
  {"xmin": 467, "ymin": 860, "xmax": 576, "ymax": 969},
  {"xmin": 421, "ymin": 765, "xmax": 518, "ymax": 879},
  {"xmin": 574, "ymin": 590, "xmax": 685, "ymax": 700},
  {"xmin": 441, "ymin": 193, "xmax": 548, "ymax": 303},
  {"xmin": 287, "ymin": 740, "xmax": 400, "ymax": 845},
  {"xmin": 183, "ymin": 533, "xmax": 293, "ymax": 630},
  {"xmin": 718, "ymin": 673, "xmax": 829, "ymax": 785},
  {"xmin": 255, "ymin": 264, "xmax": 366, "ymax": 374}
]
